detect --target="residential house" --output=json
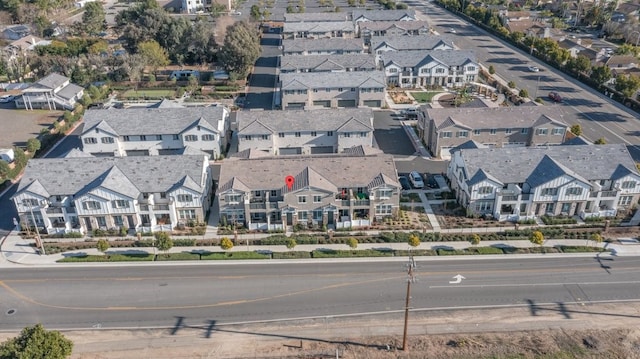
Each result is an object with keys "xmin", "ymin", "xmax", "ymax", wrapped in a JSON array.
[
  {"xmin": 418, "ymin": 106, "xmax": 569, "ymax": 159},
  {"xmin": 80, "ymin": 106, "xmax": 231, "ymax": 158},
  {"xmin": 217, "ymin": 149, "xmax": 400, "ymax": 231},
  {"xmin": 504, "ymin": 20, "xmax": 559, "ymax": 39},
  {"xmin": 14, "ymin": 73, "xmax": 84, "ymax": 110},
  {"xmin": 606, "ymin": 55, "xmax": 638, "ymax": 71},
  {"xmin": 498, "ymin": 10, "xmax": 531, "ymax": 26},
  {"xmin": 237, "ymin": 108, "xmax": 374, "ymax": 154},
  {"xmin": 357, "ymin": 20, "xmax": 431, "ymax": 45},
  {"xmin": 280, "ymin": 71, "xmax": 386, "ymax": 109},
  {"xmin": 284, "ymin": 13, "xmax": 350, "ymax": 22},
  {"xmin": 181, "ymin": 0, "xmax": 210, "ymax": 14},
  {"xmin": 282, "ymin": 21, "xmax": 356, "ymax": 39},
  {"xmin": 11, "ymin": 153, "xmax": 213, "ymax": 234},
  {"xmin": 3, "ymin": 35, "xmax": 51, "ymax": 61},
  {"xmin": 2, "ymin": 25, "xmax": 31, "ymax": 41},
  {"xmin": 282, "ymin": 38, "xmax": 365, "ymax": 56},
  {"xmin": 370, "ymin": 35, "xmax": 455, "ymax": 63},
  {"xmin": 351, "ymin": 9, "xmax": 417, "ymax": 23},
  {"xmin": 380, "ymin": 49, "xmax": 479, "ymax": 88},
  {"xmin": 279, "ymin": 54, "xmax": 376, "ymax": 73},
  {"xmin": 447, "ymin": 144, "xmax": 640, "ymax": 221}
]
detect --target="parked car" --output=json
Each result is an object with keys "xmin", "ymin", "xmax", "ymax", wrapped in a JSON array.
[
  {"xmin": 0, "ymin": 95, "xmax": 15, "ymax": 103},
  {"xmin": 398, "ymin": 176, "xmax": 411, "ymax": 191},
  {"xmin": 401, "ymin": 107, "xmax": 420, "ymax": 120},
  {"xmin": 548, "ymin": 92, "xmax": 563, "ymax": 103},
  {"xmin": 528, "ymin": 66, "xmax": 540, "ymax": 72},
  {"xmin": 409, "ymin": 171, "xmax": 424, "ymax": 189},
  {"xmin": 447, "ymin": 28, "xmax": 456, "ymax": 33}
]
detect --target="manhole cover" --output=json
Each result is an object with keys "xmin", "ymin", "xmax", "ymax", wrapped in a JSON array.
[{"xmin": 6, "ymin": 309, "xmax": 16, "ymax": 315}]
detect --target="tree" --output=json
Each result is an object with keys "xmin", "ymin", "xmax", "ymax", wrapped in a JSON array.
[
  {"xmin": 26, "ymin": 138, "xmax": 41, "ymax": 154},
  {"xmin": 470, "ymin": 234, "xmax": 481, "ymax": 246},
  {"xmin": 529, "ymin": 230, "xmax": 544, "ymax": 246},
  {"xmin": 589, "ymin": 232, "xmax": 603, "ymax": 248},
  {"xmin": 594, "ymin": 137, "xmax": 607, "ymax": 145},
  {"xmin": 96, "ymin": 239, "xmax": 109, "ymax": 257},
  {"xmin": 347, "ymin": 237, "xmax": 358, "ymax": 249},
  {"xmin": 220, "ymin": 237, "xmax": 234, "ymax": 250},
  {"xmin": 0, "ymin": 161, "xmax": 9, "ymax": 179},
  {"xmin": 218, "ymin": 21, "xmax": 261, "ymax": 79},
  {"xmin": 615, "ymin": 74, "xmax": 640, "ymax": 99},
  {"xmin": 286, "ymin": 238, "xmax": 297, "ymax": 250},
  {"xmin": 79, "ymin": 1, "xmax": 106, "ymax": 36},
  {"xmin": 13, "ymin": 147, "xmax": 27, "ymax": 168},
  {"xmin": 570, "ymin": 124, "xmax": 582, "ymax": 137},
  {"xmin": 518, "ymin": 89, "xmax": 528, "ymax": 98},
  {"xmin": 0, "ymin": 324, "xmax": 73, "ymax": 359},
  {"xmin": 250, "ymin": 4, "xmax": 261, "ymax": 20},
  {"xmin": 408, "ymin": 234, "xmax": 421, "ymax": 248},
  {"xmin": 488, "ymin": 65, "xmax": 495, "ymax": 74},
  {"xmin": 507, "ymin": 81, "xmax": 516, "ymax": 88},
  {"xmin": 137, "ymin": 40, "xmax": 169, "ymax": 75},
  {"xmin": 154, "ymin": 231, "xmax": 173, "ymax": 256},
  {"xmin": 591, "ymin": 66, "xmax": 611, "ymax": 85}
]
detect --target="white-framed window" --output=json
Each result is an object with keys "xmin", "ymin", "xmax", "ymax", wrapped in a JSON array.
[
  {"xmin": 84, "ymin": 137, "xmax": 97, "ymax": 144},
  {"xmin": 343, "ymin": 133, "xmax": 351, "ymax": 138},
  {"xmin": 113, "ymin": 215, "xmax": 124, "ymax": 226},
  {"xmin": 541, "ymin": 188, "xmax": 558, "ymax": 196},
  {"xmin": 112, "ymin": 200, "xmax": 129, "ymax": 208},
  {"xmin": 312, "ymin": 210, "xmax": 323, "ymax": 220},
  {"xmin": 619, "ymin": 195, "xmax": 633, "ymax": 206},
  {"xmin": 521, "ymin": 128, "xmax": 529, "ymax": 134},
  {"xmin": 140, "ymin": 135, "xmax": 147, "ymax": 141},
  {"xmin": 279, "ymin": 133, "xmax": 285, "ymax": 138},
  {"xmin": 545, "ymin": 202, "xmax": 555, "ymax": 213},
  {"xmin": 82, "ymin": 201, "xmax": 101, "ymax": 210},
  {"xmin": 313, "ymin": 195, "xmax": 322, "ymax": 203},
  {"xmin": 298, "ymin": 195, "xmax": 307, "ymax": 204},
  {"xmin": 457, "ymin": 131, "xmax": 468, "ymax": 138},
  {"xmin": 473, "ymin": 129, "xmax": 481, "ymax": 135},
  {"xmin": 202, "ymin": 134, "xmax": 215, "ymax": 141},
  {"xmin": 375, "ymin": 204, "xmax": 393, "ymax": 215},
  {"xmin": 435, "ymin": 68, "xmax": 445, "ymax": 74},
  {"xmin": 552, "ymin": 128, "xmax": 564, "ymax": 135},
  {"xmin": 389, "ymin": 68, "xmax": 398, "ymax": 73},
  {"xmin": 505, "ymin": 128, "xmax": 512, "ymax": 134},
  {"xmin": 621, "ymin": 181, "xmax": 637, "ymax": 189},
  {"xmin": 179, "ymin": 209, "xmax": 197, "ymax": 220},
  {"xmin": 441, "ymin": 131, "xmax": 452, "ymax": 138},
  {"xmin": 173, "ymin": 135, "xmax": 179, "ymax": 140},
  {"xmin": 490, "ymin": 129, "xmax": 497, "ymax": 135},
  {"xmin": 295, "ymin": 132, "xmax": 301, "ymax": 137},
  {"xmin": 298, "ymin": 211, "xmax": 308, "ymax": 220},
  {"xmin": 261, "ymin": 135, "xmax": 269, "ymax": 140},
  {"xmin": 378, "ymin": 189, "xmax": 392, "ymax": 199},
  {"xmin": 155, "ymin": 135, "xmax": 162, "ymax": 140},
  {"xmin": 565, "ymin": 187, "xmax": 583, "ymax": 196},
  {"xmin": 477, "ymin": 186, "xmax": 493, "ymax": 194},
  {"xmin": 96, "ymin": 216, "xmax": 107, "ymax": 227},
  {"xmin": 327, "ymin": 131, "xmax": 334, "ymax": 136},
  {"xmin": 177, "ymin": 194, "xmax": 193, "ymax": 202},
  {"xmin": 123, "ymin": 136, "xmax": 131, "ymax": 141},
  {"xmin": 536, "ymin": 128, "xmax": 548, "ymax": 135},
  {"xmin": 101, "ymin": 137, "xmax": 114, "ymax": 144},
  {"xmin": 22, "ymin": 198, "xmax": 39, "ymax": 207},
  {"xmin": 185, "ymin": 135, "xmax": 198, "ymax": 141},
  {"xmin": 226, "ymin": 194, "xmax": 241, "ymax": 203},
  {"xmin": 474, "ymin": 201, "xmax": 492, "ymax": 211},
  {"xmin": 311, "ymin": 131, "xmax": 317, "ymax": 137}
]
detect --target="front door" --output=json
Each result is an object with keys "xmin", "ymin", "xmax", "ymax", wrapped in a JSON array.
[
  {"xmin": 286, "ymin": 213, "xmax": 293, "ymax": 226},
  {"xmin": 327, "ymin": 211, "xmax": 334, "ymax": 225},
  {"xmin": 83, "ymin": 217, "xmax": 92, "ymax": 231},
  {"xmin": 127, "ymin": 215, "xmax": 135, "ymax": 228}
]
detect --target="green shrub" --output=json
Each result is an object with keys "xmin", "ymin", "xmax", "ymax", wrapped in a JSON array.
[
  {"xmin": 472, "ymin": 247, "xmax": 504, "ymax": 255},
  {"xmin": 201, "ymin": 251, "xmax": 270, "ymax": 260},
  {"xmin": 557, "ymin": 245, "xmax": 608, "ymax": 253},
  {"xmin": 272, "ymin": 251, "xmax": 311, "ymax": 259},
  {"xmin": 173, "ymin": 238, "xmax": 197, "ymax": 246},
  {"xmin": 394, "ymin": 249, "xmax": 436, "ymax": 256},
  {"xmin": 312, "ymin": 249, "xmax": 393, "ymax": 258},
  {"xmin": 154, "ymin": 252, "xmax": 201, "ymax": 261},
  {"xmin": 57, "ymin": 253, "xmax": 153, "ymax": 262}
]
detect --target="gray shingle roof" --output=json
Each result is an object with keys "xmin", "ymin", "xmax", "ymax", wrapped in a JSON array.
[
  {"xmin": 359, "ymin": 20, "xmax": 430, "ymax": 31},
  {"xmin": 35, "ymin": 73, "xmax": 69, "ymax": 89},
  {"xmin": 280, "ymin": 71, "xmax": 385, "ymax": 90},
  {"xmin": 283, "ymin": 21, "xmax": 355, "ymax": 33},
  {"xmin": 424, "ymin": 106, "xmax": 567, "ymax": 130},
  {"xmin": 238, "ymin": 108, "xmax": 373, "ymax": 134},
  {"xmin": 284, "ymin": 13, "xmax": 350, "ymax": 22},
  {"xmin": 283, "ymin": 38, "xmax": 364, "ymax": 53},
  {"xmin": 370, "ymin": 35, "xmax": 454, "ymax": 52},
  {"xmin": 56, "ymin": 83, "xmax": 84, "ymax": 100},
  {"xmin": 381, "ymin": 49, "xmax": 477, "ymax": 68},
  {"xmin": 280, "ymin": 54, "xmax": 376, "ymax": 72},
  {"xmin": 458, "ymin": 144, "xmax": 639, "ymax": 187},
  {"xmin": 352, "ymin": 9, "xmax": 416, "ymax": 22},
  {"xmin": 82, "ymin": 107, "xmax": 227, "ymax": 136},
  {"xmin": 14, "ymin": 155, "xmax": 209, "ymax": 198},
  {"xmin": 218, "ymin": 152, "xmax": 399, "ymax": 193}
]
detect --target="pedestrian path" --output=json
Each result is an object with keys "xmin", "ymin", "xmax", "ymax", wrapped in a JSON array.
[{"xmin": 418, "ymin": 192, "xmax": 441, "ymax": 231}]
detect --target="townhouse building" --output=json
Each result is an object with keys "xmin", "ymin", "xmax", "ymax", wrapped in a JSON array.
[
  {"xmin": 418, "ymin": 107, "xmax": 568, "ymax": 159},
  {"xmin": 279, "ymin": 54, "xmax": 376, "ymax": 73},
  {"xmin": 380, "ymin": 49, "xmax": 479, "ymax": 88},
  {"xmin": 282, "ymin": 38, "xmax": 366, "ymax": 56},
  {"xmin": 282, "ymin": 21, "xmax": 356, "ymax": 39},
  {"xmin": 370, "ymin": 35, "xmax": 455, "ymax": 63},
  {"xmin": 14, "ymin": 73, "xmax": 84, "ymax": 110},
  {"xmin": 357, "ymin": 20, "xmax": 431, "ymax": 45},
  {"xmin": 280, "ymin": 71, "xmax": 386, "ymax": 109},
  {"xmin": 81, "ymin": 107, "xmax": 231, "ymax": 158},
  {"xmin": 447, "ymin": 144, "xmax": 640, "ymax": 221},
  {"xmin": 351, "ymin": 9, "xmax": 417, "ymax": 23},
  {"xmin": 217, "ymin": 149, "xmax": 400, "ymax": 231},
  {"xmin": 237, "ymin": 108, "xmax": 374, "ymax": 154},
  {"xmin": 12, "ymin": 153, "xmax": 213, "ymax": 235},
  {"xmin": 284, "ymin": 13, "xmax": 350, "ymax": 22}
]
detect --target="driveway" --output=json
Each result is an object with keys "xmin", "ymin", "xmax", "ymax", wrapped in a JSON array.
[{"xmin": 244, "ymin": 31, "xmax": 281, "ymax": 110}]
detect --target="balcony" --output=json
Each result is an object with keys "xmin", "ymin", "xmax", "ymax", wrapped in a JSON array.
[
  {"xmin": 269, "ymin": 202, "xmax": 278, "ymax": 209},
  {"xmin": 250, "ymin": 202, "xmax": 266, "ymax": 210},
  {"xmin": 46, "ymin": 207, "xmax": 63, "ymax": 214},
  {"xmin": 341, "ymin": 200, "xmax": 350, "ymax": 206},
  {"xmin": 153, "ymin": 205, "xmax": 170, "ymax": 211},
  {"xmin": 601, "ymin": 191, "xmax": 617, "ymax": 198},
  {"xmin": 502, "ymin": 195, "xmax": 518, "ymax": 201},
  {"xmin": 353, "ymin": 199, "xmax": 370, "ymax": 206}
]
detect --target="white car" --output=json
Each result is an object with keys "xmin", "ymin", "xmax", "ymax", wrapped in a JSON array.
[
  {"xmin": 448, "ymin": 28, "xmax": 456, "ymax": 33},
  {"xmin": 528, "ymin": 66, "xmax": 540, "ymax": 72},
  {"xmin": 409, "ymin": 171, "xmax": 425, "ymax": 189}
]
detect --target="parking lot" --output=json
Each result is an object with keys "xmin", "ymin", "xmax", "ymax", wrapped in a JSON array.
[{"xmin": 0, "ymin": 104, "xmax": 62, "ymax": 148}]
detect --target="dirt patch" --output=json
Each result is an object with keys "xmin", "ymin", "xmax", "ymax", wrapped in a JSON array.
[
  {"xmin": 0, "ymin": 108, "xmax": 63, "ymax": 148},
  {"xmin": 431, "ymin": 203, "xmax": 510, "ymax": 229}
]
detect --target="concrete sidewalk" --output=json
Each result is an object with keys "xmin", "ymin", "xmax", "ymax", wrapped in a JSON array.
[{"xmin": 2, "ymin": 231, "xmax": 638, "ymax": 267}]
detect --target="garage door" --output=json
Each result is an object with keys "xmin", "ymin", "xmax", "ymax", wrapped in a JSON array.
[
  {"xmin": 279, "ymin": 147, "xmax": 302, "ymax": 155},
  {"xmin": 363, "ymin": 100, "xmax": 381, "ymax": 107},
  {"xmin": 310, "ymin": 146, "xmax": 334, "ymax": 154},
  {"xmin": 313, "ymin": 100, "xmax": 331, "ymax": 107},
  {"xmin": 125, "ymin": 150, "xmax": 150, "ymax": 156},
  {"xmin": 337, "ymin": 99, "xmax": 356, "ymax": 108}
]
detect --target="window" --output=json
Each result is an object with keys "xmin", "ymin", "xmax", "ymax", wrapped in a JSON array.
[
  {"xmin": 313, "ymin": 210, "xmax": 323, "ymax": 220},
  {"xmin": 545, "ymin": 203, "xmax": 555, "ymax": 213},
  {"xmin": 177, "ymin": 194, "xmax": 193, "ymax": 202},
  {"xmin": 360, "ymin": 132, "xmax": 367, "ymax": 137},
  {"xmin": 84, "ymin": 137, "xmax": 97, "ymax": 144},
  {"xmin": 298, "ymin": 195, "xmax": 307, "ymax": 203},
  {"xmin": 311, "ymin": 131, "xmax": 317, "ymax": 137},
  {"xmin": 112, "ymin": 200, "xmax": 129, "ymax": 208},
  {"xmin": 101, "ymin": 137, "xmax": 114, "ymax": 144},
  {"xmin": 113, "ymin": 215, "xmax": 123, "ymax": 226},
  {"xmin": 435, "ymin": 68, "xmax": 445, "ymax": 74},
  {"xmin": 155, "ymin": 135, "xmax": 162, "ymax": 140},
  {"xmin": 343, "ymin": 133, "xmax": 351, "ymax": 138},
  {"xmin": 622, "ymin": 181, "xmax": 637, "ymax": 189},
  {"xmin": 536, "ymin": 128, "xmax": 548, "ymax": 135},
  {"xmin": 561, "ymin": 203, "xmax": 571, "ymax": 213},
  {"xmin": 541, "ymin": 188, "xmax": 558, "ymax": 196},
  {"xmin": 279, "ymin": 133, "xmax": 285, "ymax": 138},
  {"xmin": 375, "ymin": 204, "xmax": 392, "ymax": 215},
  {"xmin": 473, "ymin": 129, "xmax": 480, "ymax": 135},
  {"xmin": 327, "ymin": 131, "xmax": 334, "ymax": 136},
  {"xmin": 326, "ymin": 88, "xmax": 330, "ymax": 92},
  {"xmin": 173, "ymin": 135, "xmax": 179, "ymax": 140},
  {"xmin": 313, "ymin": 195, "xmax": 322, "ymax": 203},
  {"xmin": 378, "ymin": 189, "xmax": 392, "ymax": 199},
  {"xmin": 226, "ymin": 194, "xmax": 241, "ymax": 203},
  {"xmin": 566, "ymin": 187, "xmax": 583, "ymax": 196},
  {"xmin": 474, "ymin": 202, "xmax": 492, "ymax": 211},
  {"xmin": 505, "ymin": 128, "xmax": 512, "ymax": 134},
  {"xmin": 123, "ymin": 136, "xmax": 131, "ymax": 142},
  {"xmin": 22, "ymin": 199, "xmax": 39, "ymax": 207},
  {"xmin": 552, "ymin": 128, "xmax": 564, "ymax": 135},
  {"xmin": 350, "ymin": 88, "xmax": 356, "ymax": 92},
  {"xmin": 185, "ymin": 135, "xmax": 198, "ymax": 141},
  {"xmin": 619, "ymin": 195, "xmax": 633, "ymax": 206},
  {"xmin": 202, "ymin": 134, "xmax": 215, "ymax": 141},
  {"xmin": 96, "ymin": 216, "xmax": 107, "ymax": 227},
  {"xmin": 261, "ymin": 135, "xmax": 269, "ymax": 140},
  {"xmin": 338, "ymin": 88, "xmax": 343, "ymax": 91},
  {"xmin": 389, "ymin": 68, "xmax": 398, "ymax": 73},
  {"xmin": 83, "ymin": 201, "xmax": 101, "ymax": 210},
  {"xmin": 140, "ymin": 135, "xmax": 147, "ymax": 141},
  {"xmin": 270, "ymin": 190, "xmax": 277, "ymax": 197},
  {"xmin": 457, "ymin": 131, "xmax": 468, "ymax": 138},
  {"xmin": 478, "ymin": 186, "xmax": 493, "ymax": 194},
  {"xmin": 490, "ymin": 129, "xmax": 497, "ymax": 135},
  {"xmin": 179, "ymin": 209, "xmax": 197, "ymax": 220},
  {"xmin": 441, "ymin": 131, "xmax": 452, "ymax": 138},
  {"xmin": 521, "ymin": 128, "xmax": 529, "ymax": 134},
  {"xmin": 295, "ymin": 132, "xmax": 301, "ymax": 137},
  {"xmin": 142, "ymin": 193, "xmax": 150, "ymax": 199},
  {"xmin": 160, "ymin": 192, "xmax": 167, "ymax": 199},
  {"xmin": 467, "ymin": 65, "xmax": 476, "ymax": 72},
  {"xmin": 298, "ymin": 211, "xmax": 308, "ymax": 220}
]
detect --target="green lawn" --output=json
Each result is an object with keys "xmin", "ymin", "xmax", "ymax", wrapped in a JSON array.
[
  {"xmin": 411, "ymin": 92, "xmax": 441, "ymax": 103},
  {"xmin": 121, "ymin": 89, "xmax": 176, "ymax": 99}
]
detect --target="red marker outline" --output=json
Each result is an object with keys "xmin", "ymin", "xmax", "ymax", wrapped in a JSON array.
[{"xmin": 285, "ymin": 175, "xmax": 295, "ymax": 190}]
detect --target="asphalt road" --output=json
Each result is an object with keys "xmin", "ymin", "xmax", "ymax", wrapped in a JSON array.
[
  {"xmin": 244, "ymin": 31, "xmax": 281, "ymax": 110},
  {"xmin": 0, "ymin": 256, "xmax": 638, "ymax": 331},
  {"xmin": 418, "ymin": 2, "xmax": 640, "ymax": 160}
]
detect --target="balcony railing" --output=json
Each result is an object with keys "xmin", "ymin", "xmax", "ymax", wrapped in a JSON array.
[
  {"xmin": 601, "ymin": 191, "xmax": 617, "ymax": 198},
  {"xmin": 269, "ymin": 202, "xmax": 278, "ymax": 209},
  {"xmin": 341, "ymin": 200, "xmax": 350, "ymax": 206},
  {"xmin": 250, "ymin": 202, "xmax": 266, "ymax": 210},
  {"xmin": 353, "ymin": 200, "xmax": 370, "ymax": 206},
  {"xmin": 46, "ymin": 207, "xmax": 63, "ymax": 214},
  {"xmin": 502, "ymin": 195, "xmax": 518, "ymax": 201},
  {"xmin": 153, "ymin": 205, "xmax": 170, "ymax": 211}
]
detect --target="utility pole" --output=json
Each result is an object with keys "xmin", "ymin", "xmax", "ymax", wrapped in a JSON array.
[
  {"xmin": 28, "ymin": 204, "xmax": 45, "ymax": 255},
  {"xmin": 402, "ymin": 255, "xmax": 416, "ymax": 351}
]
